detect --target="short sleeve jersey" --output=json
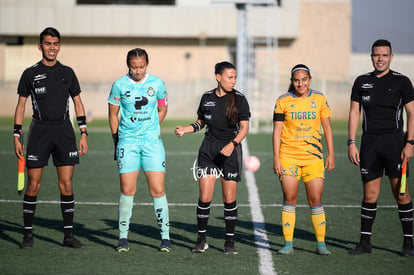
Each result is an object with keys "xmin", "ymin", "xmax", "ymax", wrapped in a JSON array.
[
  {"xmin": 17, "ymin": 61, "xmax": 81, "ymax": 121},
  {"xmin": 108, "ymin": 73, "xmax": 167, "ymax": 140},
  {"xmin": 274, "ymin": 89, "xmax": 331, "ymax": 164},
  {"xmin": 350, "ymin": 70, "xmax": 414, "ymax": 134},
  {"xmin": 197, "ymin": 89, "xmax": 250, "ymax": 142}
]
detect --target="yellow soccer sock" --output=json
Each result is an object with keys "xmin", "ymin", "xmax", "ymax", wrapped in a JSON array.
[
  {"xmin": 311, "ymin": 206, "xmax": 326, "ymax": 242},
  {"xmin": 281, "ymin": 204, "xmax": 296, "ymax": 242}
]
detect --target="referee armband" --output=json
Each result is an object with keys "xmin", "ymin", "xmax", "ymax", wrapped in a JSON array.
[
  {"xmin": 273, "ymin": 113, "xmax": 284, "ymax": 121},
  {"xmin": 190, "ymin": 121, "xmax": 202, "ymax": 132}
]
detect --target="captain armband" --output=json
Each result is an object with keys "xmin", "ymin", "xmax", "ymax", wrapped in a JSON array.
[
  {"xmin": 190, "ymin": 121, "xmax": 202, "ymax": 132},
  {"xmin": 77, "ymin": 116, "xmax": 87, "ymax": 130},
  {"xmin": 13, "ymin": 124, "xmax": 22, "ymax": 137}
]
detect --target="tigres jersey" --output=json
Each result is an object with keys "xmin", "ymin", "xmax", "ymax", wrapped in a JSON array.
[{"xmin": 274, "ymin": 89, "xmax": 331, "ymax": 164}]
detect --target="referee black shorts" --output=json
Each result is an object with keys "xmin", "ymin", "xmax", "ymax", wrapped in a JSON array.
[
  {"xmin": 197, "ymin": 138, "xmax": 243, "ymax": 182},
  {"xmin": 26, "ymin": 119, "xmax": 79, "ymax": 168},
  {"xmin": 360, "ymin": 131, "xmax": 405, "ymax": 182}
]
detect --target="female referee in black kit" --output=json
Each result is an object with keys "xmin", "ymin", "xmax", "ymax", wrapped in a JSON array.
[{"xmin": 175, "ymin": 61, "xmax": 250, "ymax": 254}]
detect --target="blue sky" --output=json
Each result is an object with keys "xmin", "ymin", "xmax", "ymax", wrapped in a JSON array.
[{"xmin": 352, "ymin": 0, "xmax": 414, "ymax": 54}]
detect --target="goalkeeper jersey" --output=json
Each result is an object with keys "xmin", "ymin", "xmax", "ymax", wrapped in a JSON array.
[{"xmin": 274, "ymin": 89, "xmax": 331, "ymax": 164}]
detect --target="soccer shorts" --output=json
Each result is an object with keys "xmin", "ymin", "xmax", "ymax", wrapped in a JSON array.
[
  {"xmin": 280, "ymin": 158, "xmax": 325, "ymax": 182},
  {"xmin": 26, "ymin": 119, "xmax": 79, "ymax": 168},
  {"xmin": 360, "ymin": 131, "xmax": 405, "ymax": 182},
  {"xmin": 197, "ymin": 139, "xmax": 242, "ymax": 182},
  {"xmin": 116, "ymin": 135, "xmax": 166, "ymax": 174}
]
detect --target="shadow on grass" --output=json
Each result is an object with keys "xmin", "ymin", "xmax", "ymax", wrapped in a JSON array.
[{"xmin": 0, "ymin": 215, "xmax": 401, "ymax": 256}]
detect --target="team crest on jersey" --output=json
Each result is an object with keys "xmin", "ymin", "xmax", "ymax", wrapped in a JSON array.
[
  {"xmin": 147, "ymin": 87, "xmax": 155, "ymax": 97},
  {"xmin": 27, "ymin": 155, "xmax": 39, "ymax": 161},
  {"xmin": 310, "ymin": 100, "xmax": 316, "ymax": 108},
  {"xmin": 289, "ymin": 104, "xmax": 295, "ymax": 108}
]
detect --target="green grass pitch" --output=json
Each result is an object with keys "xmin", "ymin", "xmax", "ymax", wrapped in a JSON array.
[{"xmin": 1, "ymin": 119, "xmax": 414, "ymax": 274}]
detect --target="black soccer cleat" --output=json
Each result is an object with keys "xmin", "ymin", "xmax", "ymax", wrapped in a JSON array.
[
  {"xmin": 223, "ymin": 239, "xmax": 238, "ymax": 255},
  {"xmin": 401, "ymin": 245, "xmax": 414, "ymax": 257},
  {"xmin": 20, "ymin": 234, "xmax": 33, "ymax": 250},
  {"xmin": 348, "ymin": 242, "xmax": 372, "ymax": 254},
  {"xmin": 63, "ymin": 236, "xmax": 85, "ymax": 249},
  {"xmin": 192, "ymin": 237, "xmax": 208, "ymax": 253}
]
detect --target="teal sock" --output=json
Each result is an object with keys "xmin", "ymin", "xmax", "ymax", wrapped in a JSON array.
[
  {"xmin": 119, "ymin": 194, "xmax": 134, "ymax": 239},
  {"xmin": 153, "ymin": 195, "xmax": 170, "ymax": 240}
]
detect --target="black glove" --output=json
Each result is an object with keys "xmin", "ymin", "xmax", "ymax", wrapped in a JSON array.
[{"xmin": 112, "ymin": 133, "xmax": 118, "ymax": 161}]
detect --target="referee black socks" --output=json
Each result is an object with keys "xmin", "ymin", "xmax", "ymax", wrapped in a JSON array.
[
  {"xmin": 61, "ymin": 194, "xmax": 75, "ymax": 238},
  {"xmin": 23, "ymin": 194, "xmax": 37, "ymax": 236}
]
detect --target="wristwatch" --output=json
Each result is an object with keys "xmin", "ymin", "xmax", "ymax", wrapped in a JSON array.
[
  {"xmin": 406, "ymin": 140, "xmax": 414, "ymax": 145},
  {"xmin": 231, "ymin": 140, "xmax": 239, "ymax": 147},
  {"xmin": 80, "ymin": 130, "xmax": 88, "ymax": 136},
  {"xmin": 347, "ymin": 139, "xmax": 356, "ymax": 146}
]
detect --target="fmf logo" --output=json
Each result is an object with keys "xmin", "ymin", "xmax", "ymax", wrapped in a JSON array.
[
  {"xmin": 35, "ymin": 87, "xmax": 46, "ymax": 94},
  {"xmin": 69, "ymin": 151, "xmax": 78, "ymax": 158}
]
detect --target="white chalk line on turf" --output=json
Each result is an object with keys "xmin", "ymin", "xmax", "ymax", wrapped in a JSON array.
[
  {"xmin": 0, "ymin": 199, "xmax": 398, "ymax": 209},
  {"xmin": 242, "ymin": 139, "xmax": 277, "ymax": 275}
]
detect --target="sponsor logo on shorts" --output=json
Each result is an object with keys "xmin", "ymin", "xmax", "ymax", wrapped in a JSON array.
[
  {"xmin": 27, "ymin": 155, "xmax": 39, "ymax": 161},
  {"xmin": 227, "ymin": 172, "xmax": 238, "ymax": 179},
  {"xmin": 360, "ymin": 168, "xmax": 368, "ymax": 174},
  {"xmin": 69, "ymin": 151, "xmax": 78, "ymax": 158}
]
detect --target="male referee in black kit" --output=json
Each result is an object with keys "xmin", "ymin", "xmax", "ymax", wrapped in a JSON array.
[
  {"xmin": 348, "ymin": 39, "xmax": 414, "ymax": 256},
  {"xmin": 13, "ymin": 27, "xmax": 88, "ymax": 249}
]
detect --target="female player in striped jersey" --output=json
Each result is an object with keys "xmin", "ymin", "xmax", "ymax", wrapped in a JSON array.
[{"xmin": 273, "ymin": 64, "xmax": 335, "ymax": 255}]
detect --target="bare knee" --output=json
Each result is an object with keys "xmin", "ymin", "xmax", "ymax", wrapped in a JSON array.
[
  {"xmin": 59, "ymin": 180, "xmax": 73, "ymax": 196},
  {"xmin": 26, "ymin": 181, "xmax": 41, "ymax": 196}
]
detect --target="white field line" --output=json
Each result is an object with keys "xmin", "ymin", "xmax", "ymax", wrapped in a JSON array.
[{"xmin": 242, "ymin": 139, "xmax": 276, "ymax": 275}]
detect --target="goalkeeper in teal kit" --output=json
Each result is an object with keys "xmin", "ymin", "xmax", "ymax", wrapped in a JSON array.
[{"xmin": 108, "ymin": 48, "xmax": 170, "ymax": 253}]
